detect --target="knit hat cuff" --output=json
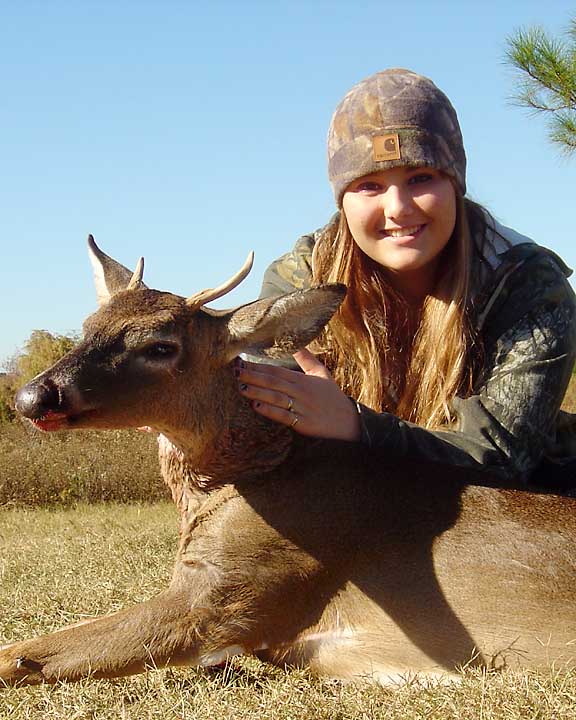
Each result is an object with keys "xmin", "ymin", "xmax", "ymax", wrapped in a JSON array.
[{"xmin": 329, "ymin": 126, "xmax": 466, "ymax": 206}]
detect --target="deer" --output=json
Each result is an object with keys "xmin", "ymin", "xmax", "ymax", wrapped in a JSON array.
[{"xmin": 1, "ymin": 235, "xmax": 575, "ymax": 688}]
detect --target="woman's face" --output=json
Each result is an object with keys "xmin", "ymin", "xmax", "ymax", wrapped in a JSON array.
[{"xmin": 342, "ymin": 166, "xmax": 457, "ymax": 299}]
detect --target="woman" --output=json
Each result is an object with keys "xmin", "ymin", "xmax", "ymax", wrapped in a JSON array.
[{"xmin": 235, "ymin": 68, "xmax": 576, "ymax": 486}]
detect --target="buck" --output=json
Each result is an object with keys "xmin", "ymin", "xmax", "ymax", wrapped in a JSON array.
[{"xmin": 1, "ymin": 236, "xmax": 575, "ymax": 687}]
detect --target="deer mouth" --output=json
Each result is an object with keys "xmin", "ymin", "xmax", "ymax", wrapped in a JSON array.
[
  {"xmin": 30, "ymin": 408, "xmax": 116, "ymax": 432},
  {"xmin": 30, "ymin": 411, "xmax": 71, "ymax": 432}
]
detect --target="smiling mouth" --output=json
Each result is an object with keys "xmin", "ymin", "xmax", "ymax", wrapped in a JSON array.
[{"xmin": 381, "ymin": 224, "xmax": 425, "ymax": 239}]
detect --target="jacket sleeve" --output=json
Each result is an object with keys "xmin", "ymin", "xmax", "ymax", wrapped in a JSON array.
[
  {"xmin": 260, "ymin": 233, "xmax": 316, "ymax": 298},
  {"xmin": 259, "ymin": 214, "xmax": 340, "ymax": 296},
  {"xmin": 357, "ymin": 252, "xmax": 576, "ymax": 483}
]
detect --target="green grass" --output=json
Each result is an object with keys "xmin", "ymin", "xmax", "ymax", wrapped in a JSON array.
[{"xmin": 0, "ymin": 503, "xmax": 575, "ymax": 719}]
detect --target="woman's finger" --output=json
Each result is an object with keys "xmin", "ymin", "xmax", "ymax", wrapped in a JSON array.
[
  {"xmin": 238, "ymin": 381, "xmax": 294, "ymax": 411},
  {"xmin": 293, "ymin": 349, "xmax": 333, "ymax": 379},
  {"xmin": 249, "ymin": 400, "xmax": 301, "ymax": 430},
  {"xmin": 236, "ymin": 360, "xmax": 303, "ymax": 395},
  {"xmin": 239, "ymin": 358, "xmax": 301, "ymax": 383}
]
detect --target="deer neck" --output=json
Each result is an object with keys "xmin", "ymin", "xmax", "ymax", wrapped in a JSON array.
[{"xmin": 156, "ymin": 373, "xmax": 294, "ymax": 500}]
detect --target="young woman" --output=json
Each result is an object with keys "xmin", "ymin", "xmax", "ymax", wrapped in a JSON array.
[{"xmin": 235, "ymin": 68, "xmax": 576, "ymax": 487}]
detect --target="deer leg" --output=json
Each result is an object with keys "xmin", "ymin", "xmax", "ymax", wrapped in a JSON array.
[{"xmin": 0, "ymin": 589, "xmax": 243, "ymax": 687}]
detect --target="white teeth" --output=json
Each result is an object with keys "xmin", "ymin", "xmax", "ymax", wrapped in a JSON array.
[{"xmin": 385, "ymin": 225, "xmax": 422, "ymax": 238}]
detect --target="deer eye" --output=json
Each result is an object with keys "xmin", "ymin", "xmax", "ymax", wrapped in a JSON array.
[{"xmin": 141, "ymin": 342, "xmax": 179, "ymax": 361}]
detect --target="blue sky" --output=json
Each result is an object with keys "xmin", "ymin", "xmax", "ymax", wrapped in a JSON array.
[{"xmin": 1, "ymin": 0, "xmax": 575, "ymax": 369}]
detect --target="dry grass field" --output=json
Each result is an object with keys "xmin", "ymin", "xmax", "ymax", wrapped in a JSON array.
[
  {"xmin": 0, "ymin": 505, "xmax": 575, "ymax": 719},
  {"xmin": 0, "ymin": 424, "xmax": 167, "ymax": 506}
]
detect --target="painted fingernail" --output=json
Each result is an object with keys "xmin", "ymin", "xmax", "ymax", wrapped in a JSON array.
[
  {"xmin": 239, "ymin": 383, "xmax": 248, "ymax": 391},
  {"xmin": 253, "ymin": 401, "xmax": 261, "ymax": 408}
]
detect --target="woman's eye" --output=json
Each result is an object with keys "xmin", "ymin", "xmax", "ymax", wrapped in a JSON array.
[
  {"xmin": 143, "ymin": 343, "xmax": 178, "ymax": 360},
  {"xmin": 356, "ymin": 181, "xmax": 382, "ymax": 193},
  {"xmin": 409, "ymin": 173, "xmax": 434, "ymax": 185}
]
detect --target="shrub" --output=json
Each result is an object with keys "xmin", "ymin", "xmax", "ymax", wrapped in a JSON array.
[
  {"xmin": 15, "ymin": 330, "xmax": 78, "ymax": 386},
  {"xmin": 0, "ymin": 423, "xmax": 169, "ymax": 506},
  {"xmin": 0, "ymin": 374, "xmax": 16, "ymax": 424}
]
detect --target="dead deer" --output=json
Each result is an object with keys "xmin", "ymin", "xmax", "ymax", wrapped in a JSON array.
[{"xmin": 2, "ymin": 235, "xmax": 575, "ymax": 687}]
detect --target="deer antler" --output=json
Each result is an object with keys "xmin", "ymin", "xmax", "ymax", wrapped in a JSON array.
[
  {"xmin": 126, "ymin": 257, "xmax": 145, "ymax": 290},
  {"xmin": 186, "ymin": 252, "xmax": 254, "ymax": 310}
]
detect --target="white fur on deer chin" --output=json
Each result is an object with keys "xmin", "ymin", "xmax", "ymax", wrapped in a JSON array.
[{"xmin": 157, "ymin": 433, "xmax": 182, "ymax": 459}]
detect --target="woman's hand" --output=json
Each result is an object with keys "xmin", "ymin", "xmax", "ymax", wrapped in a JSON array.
[{"xmin": 235, "ymin": 349, "xmax": 361, "ymax": 442}]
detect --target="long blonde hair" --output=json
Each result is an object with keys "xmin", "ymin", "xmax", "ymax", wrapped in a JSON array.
[{"xmin": 312, "ymin": 193, "xmax": 483, "ymax": 429}]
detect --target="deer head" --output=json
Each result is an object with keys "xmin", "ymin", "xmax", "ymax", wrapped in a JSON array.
[{"xmin": 15, "ymin": 237, "xmax": 346, "ymax": 457}]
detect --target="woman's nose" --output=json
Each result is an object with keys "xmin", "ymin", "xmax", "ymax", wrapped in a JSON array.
[{"xmin": 381, "ymin": 185, "xmax": 413, "ymax": 219}]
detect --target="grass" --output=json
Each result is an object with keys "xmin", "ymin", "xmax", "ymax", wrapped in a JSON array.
[
  {"xmin": 0, "ymin": 423, "xmax": 168, "ymax": 506},
  {"xmin": 0, "ymin": 504, "xmax": 575, "ymax": 719}
]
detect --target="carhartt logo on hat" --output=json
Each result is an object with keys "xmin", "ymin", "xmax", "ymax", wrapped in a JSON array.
[{"xmin": 373, "ymin": 133, "xmax": 401, "ymax": 162}]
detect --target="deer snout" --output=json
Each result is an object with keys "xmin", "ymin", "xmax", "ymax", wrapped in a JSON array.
[{"xmin": 15, "ymin": 379, "xmax": 62, "ymax": 420}]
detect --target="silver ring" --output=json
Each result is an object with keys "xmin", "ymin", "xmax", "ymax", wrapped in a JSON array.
[
  {"xmin": 286, "ymin": 396, "xmax": 294, "ymax": 412},
  {"xmin": 290, "ymin": 414, "xmax": 299, "ymax": 428}
]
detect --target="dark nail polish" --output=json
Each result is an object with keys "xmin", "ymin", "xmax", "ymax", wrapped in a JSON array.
[{"xmin": 239, "ymin": 383, "xmax": 248, "ymax": 391}]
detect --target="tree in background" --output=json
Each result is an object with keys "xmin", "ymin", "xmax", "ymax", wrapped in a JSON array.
[
  {"xmin": 506, "ymin": 18, "xmax": 576, "ymax": 155},
  {"xmin": 0, "ymin": 374, "xmax": 17, "ymax": 424},
  {"xmin": 16, "ymin": 330, "xmax": 78, "ymax": 386},
  {"xmin": 0, "ymin": 331, "xmax": 78, "ymax": 424}
]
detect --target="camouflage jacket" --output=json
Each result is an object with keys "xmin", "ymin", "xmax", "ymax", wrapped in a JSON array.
[{"xmin": 259, "ymin": 216, "xmax": 576, "ymax": 487}]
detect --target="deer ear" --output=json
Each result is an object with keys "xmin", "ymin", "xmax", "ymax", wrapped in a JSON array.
[
  {"xmin": 87, "ymin": 235, "xmax": 147, "ymax": 307},
  {"xmin": 223, "ymin": 284, "xmax": 346, "ymax": 361}
]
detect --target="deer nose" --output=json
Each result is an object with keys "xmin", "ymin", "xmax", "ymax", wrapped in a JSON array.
[{"xmin": 15, "ymin": 380, "xmax": 62, "ymax": 419}]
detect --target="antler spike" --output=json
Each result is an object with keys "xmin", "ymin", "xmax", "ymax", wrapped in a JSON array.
[
  {"xmin": 126, "ymin": 257, "xmax": 145, "ymax": 290},
  {"xmin": 186, "ymin": 252, "xmax": 254, "ymax": 310}
]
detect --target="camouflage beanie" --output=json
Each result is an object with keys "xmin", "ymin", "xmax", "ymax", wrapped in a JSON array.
[{"xmin": 327, "ymin": 68, "xmax": 466, "ymax": 206}]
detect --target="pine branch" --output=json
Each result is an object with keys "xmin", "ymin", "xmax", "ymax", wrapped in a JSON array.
[
  {"xmin": 551, "ymin": 112, "xmax": 576, "ymax": 154},
  {"xmin": 505, "ymin": 20, "xmax": 576, "ymax": 155}
]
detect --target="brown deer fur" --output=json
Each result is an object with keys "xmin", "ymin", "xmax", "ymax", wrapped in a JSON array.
[{"xmin": 1, "ymin": 238, "xmax": 575, "ymax": 687}]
